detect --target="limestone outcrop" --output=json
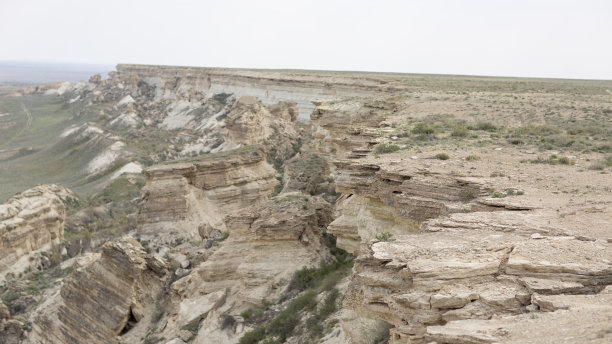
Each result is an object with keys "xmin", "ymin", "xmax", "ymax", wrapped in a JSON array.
[
  {"xmin": 164, "ymin": 193, "xmax": 333, "ymax": 343},
  {"xmin": 114, "ymin": 64, "xmax": 400, "ymax": 120},
  {"xmin": 0, "ymin": 299, "xmax": 23, "ymax": 344},
  {"xmin": 325, "ymin": 146, "xmax": 612, "ymax": 343},
  {"xmin": 27, "ymin": 237, "xmax": 168, "ymax": 344},
  {"xmin": 0, "ymin": 184, "xmax": 75, "ymax": 281},
  {"xmin": 310, "ymin": 97, "xmax": 406, "ymax": 160},
  {"xmin": 137, "ymin": 147, "xmax": 278, "ymax": 242},
  {"xmin": 328, "ymin": 160, "xmax": 491, "ymax": 255}
]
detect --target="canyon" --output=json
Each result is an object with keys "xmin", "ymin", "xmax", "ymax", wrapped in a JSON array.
[{"xmin": 0, "ymin": 65, "xmax": 611, "ymax": 343}]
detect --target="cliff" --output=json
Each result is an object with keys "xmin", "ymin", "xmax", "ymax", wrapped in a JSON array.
[
  {"xmin": 324, "ymin": 135, "xmax": 612, "ymax": 343},
  {"xmin": 137, "ymin": 147, "xmax": 278, "ymax": 243},
  {"xmin": 27, "ymin": 237, "xmax": 168, "ymax": 344},
  {"xmin": 114, "ymin": 64, "xmax": 402, "ymax": 120},
  {"xmin": 166, "ymin": 193, "xmax": 333, "ymax": 343},
  {"xmin": 0, "ymin": 184, "xmax": 75, "ymax": 281}
]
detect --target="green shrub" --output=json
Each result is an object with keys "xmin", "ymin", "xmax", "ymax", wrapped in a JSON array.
[
  {"xmin": 451, "ymin": 125, "xmax": 469, "ymax": 137},
  {"xmin": 213, "ymin": 92, "xmax": 232, "ymax": 105},
  {"xmin": 465, "ymin": 155, "xmax": 480, "ymax": 161},
  {"xmin": 305, "ymin": 288, "xmax": 340, "ymax": 340},
  {"xmin": 375, "ymin": 232, "xmax": 394, "ymax": 241},
  {"xmin": 459, "ymin": 190, "xmax": 476, "ymax": 203},
  {"xmin": 374, "ymin": 143, "xmax": 400, "ymax": 154},
  {"xmin": 239, "ymin": 326, "xmax": 266, "ymax": 344},
  {"xmin": 492, "ymin": 192, "xmax": 505, "ymax": 198},
  {"xmin": 527, "ymin": 155, "xmax": 574, "ymax": 165},
  {"xmin": 474, "ymin": 121, "xmax": 498, "ymax": 132},
  {"xmin": 435, "ymin": 153, "xmax": 450, "ymax": 160},
  {"xmin": 412, "ymin": 122, "xmax": 435, "ymax": 135}
]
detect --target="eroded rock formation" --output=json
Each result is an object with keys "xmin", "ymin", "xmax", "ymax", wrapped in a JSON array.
[
  {"xmin": 328, "ymin": 160, "xmax": 491, "ymax": 255},
  {"xmin": 27, "ymin": 237, "xmax": 168, "ymax": 344},
  {"xmin": 166, "ymin": 193, "xmax": 333, "ymax": 343},
  {"xmin": 328, "ymin": 153, "xmax": 612, "ymax": 343},
  {"xmin": 137, "ymin": 147, "xmax": 278, "ymax": 242},
  {"xmin": 0, "ymin": 184, "xmax": 75, "ymax": 281},
  {"xmin": 113, "ymin": 64, "xmax": 400, "ymax": 120}
]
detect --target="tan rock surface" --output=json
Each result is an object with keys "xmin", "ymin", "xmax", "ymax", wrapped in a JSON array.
[
  {"xmin": 137, "ymin": 147, "xmax": 278, "ymax": 242},
  {"xmin": 0, "ymin": 184, "xmax": 74, "ymax": 281},
  {"xmin": 27, "ymin": 237, "xmax": 168, "ymax": 344},
  {"xmin": 165, "ymin": 193, "xmax": 333, "ymax": 343}
]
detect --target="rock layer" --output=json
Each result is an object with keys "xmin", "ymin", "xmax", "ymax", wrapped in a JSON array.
[
  {"xmin": 152, "ymin": 193, "xmax": 332, "ymax": 342},
  {"xmin": 328, "ymin": 156, "xmax": 612, "ymax": 343},
  {"xmin": 137, "ymin": 147, "xmax": 278, "ymax": 240},
  {"xmin": 115, "ymin": 64, "xmax": 400, "ymax": 120},
  {"xmin": 27, "ymin": 237, "xmax": 168, "ymax": 344},
  {"xmin": 328, "ymin": 160, "xmax": 491, "ymax": 255},
  {"xmin": 0, "ymin": 184, "xmax": 74, "ymax": 281}
]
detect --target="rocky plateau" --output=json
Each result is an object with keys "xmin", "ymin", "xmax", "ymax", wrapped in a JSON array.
[{"xmin": 1, "ymin": 65, "xmax": 611, "ymax": 344}]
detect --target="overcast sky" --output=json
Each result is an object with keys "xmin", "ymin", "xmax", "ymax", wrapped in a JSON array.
[{"xmin": 1, "ymin": 0, "xmax": 611, "ymax": 79}]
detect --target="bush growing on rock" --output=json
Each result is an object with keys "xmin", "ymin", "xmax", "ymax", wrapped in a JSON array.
[{"xmin": 374, "ymin": 143, "xmax": 400, "ymax": 154}]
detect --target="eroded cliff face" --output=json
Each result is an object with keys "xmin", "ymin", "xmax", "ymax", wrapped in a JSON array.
[
  {"xmin": 27, "ymin": 237, "xmax": 168, "ymax": 344},
  {"xmin": 114, "ymin": 64, "xmax": 400, "ymax": 120},
  {"xmin": 0, "ymin": 184, "xmax": 75, "ymax": 281},
  {"xmin": 303, "ymin": 89, "xmax": 612, "ymax": 343},
  {"xmin": 322, "ymin": 133, "xmax": 612, "ymax": 343},
  {"xmin": 11, "ymin": 66, "xmax": 612, "ymax": 344},
  {"xmin": 328, "ymin": 161, "xmax": 491, "ymax": 255},
  {"xmin": 137, "ymin": 147, "xmax": 278, "ymax": 243},
  {"xmin": 165, "ymin": 193, "xmax": 333, "ymax": 343},
  {"xmin": 310, "ymin": 97, "xmax": 407, "ymax": 161}
]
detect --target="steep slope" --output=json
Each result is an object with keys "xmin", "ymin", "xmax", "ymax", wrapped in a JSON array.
[
  {"xmin": 137, "ymin": 146, "xmax": 278, "ymax": 245},
  {"xmin": 0, "ymin": 184, "xmax": 75, "ymax": 281},
  {"xmin": 27, "ymin": 237, "xmax": 168, "ymax": 344}
]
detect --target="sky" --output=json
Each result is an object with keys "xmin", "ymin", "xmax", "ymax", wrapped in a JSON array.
[{"xmin": 1, "ymin": 0, "xmax": 611, "ymax": 80}]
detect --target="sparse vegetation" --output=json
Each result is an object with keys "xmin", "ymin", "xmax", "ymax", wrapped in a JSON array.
[
  {"xmin": 374, "ymin": 143, "xmax": 400, "ymax": 154},
  {"xmin": 524, "ymin": 155, "xmax": 575, "ymax": 165},
  {"xmin": 451, "ymin": 125, "xmax": 470, "ymax": 137},
  {"xmin": 412, "ymin": 122, "xmax": 435, "ymax": 135},
  {"xmin": 435, "ymin": 153, "xmax": 450, "ymax": 160},
  {"xmin": 239, "ymin": 234, "xmax": 352, "ymax": 344},
  {"xmin": 492, "ymin": 192, "xmax": 505, "ymax": 198},
  {"xmin": 375, "ymin": 232, "xmax": 394, "ymax": 241}
]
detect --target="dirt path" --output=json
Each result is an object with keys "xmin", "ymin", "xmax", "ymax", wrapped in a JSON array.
[{"xmin": 0, "ymin": 102, "xmax": 32, "ymax": 148}]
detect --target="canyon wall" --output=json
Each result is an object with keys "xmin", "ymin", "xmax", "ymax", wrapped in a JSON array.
[
  {"xmin": 27, "ymin": 237, "xmax": 168, "ymax": 344},
  {"xmin": 0, "ymin": 184, "xmax": 74, "ymax": 281},
  {"xmin": 115, "ymin": 64, "xmax": 401, "ymax": 120},
  {"xmin": 137, "ymin": 147, "xmax": 278, "ymax": 242}
]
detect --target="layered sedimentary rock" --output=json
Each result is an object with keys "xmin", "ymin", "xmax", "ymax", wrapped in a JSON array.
[
  {"xmin": 346, "ymin": 221, "xmax": 612, "ymax": 343},
  {"xmin": 27, "ymin": 237, "xmax": 168, "ymax": 344},
  {"xmin": 165, "ymin": 193, "xmax": 333, "ymax": 343},
  {"xmin": 0, "ymin": 184, "xmax": 74, "ymax": 281},
  {"xmin": 225, "ymin": 96, "xmax": 298, "ymax": 146},
  {"xmin": 114, "ymin": 64, "xmax": 401, "ymax": 120},
  {"xmin": 328, "ymin": 160, "xmax": 491, "ymax": 255},
  {"xmin": 137, "ymin": 147, "xmax": 278, "ymax": 240},
  {"xmin": 0, "ymin": 299, "xmax": 23, "ymax": 344},
  {"xmin": 327, "ymin": 153, "xmax": 612, "ymax": 343},
  {"xmin": 310, "ymin": 97, "xmax": 407, "ymax": 160}
]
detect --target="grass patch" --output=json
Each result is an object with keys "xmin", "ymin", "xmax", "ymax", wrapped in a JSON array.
[
  {"xmin": 524, "ymin": 154, "xmax": 575, "ymax": 165},
  {"xmin": 239, "ymin": 234, "xmax": 353, "ymax": 344},
  {"xmin": 412, "ymin": 122, "xmax": 435, "ymax": 135},
  {"xmin": 435, "ymin": 153, "xmax": 450, "ymax": 160},
  {"xmin": 451, "ymin": 125, "xmax": 470, "ymax": 137},
  {"xmin": 375, "ymin": 232, "xmax": 394, "ymax": 241},
  {"xmin": 374, "ymin": 143, "xmax": 400, "ymax": 154}
]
